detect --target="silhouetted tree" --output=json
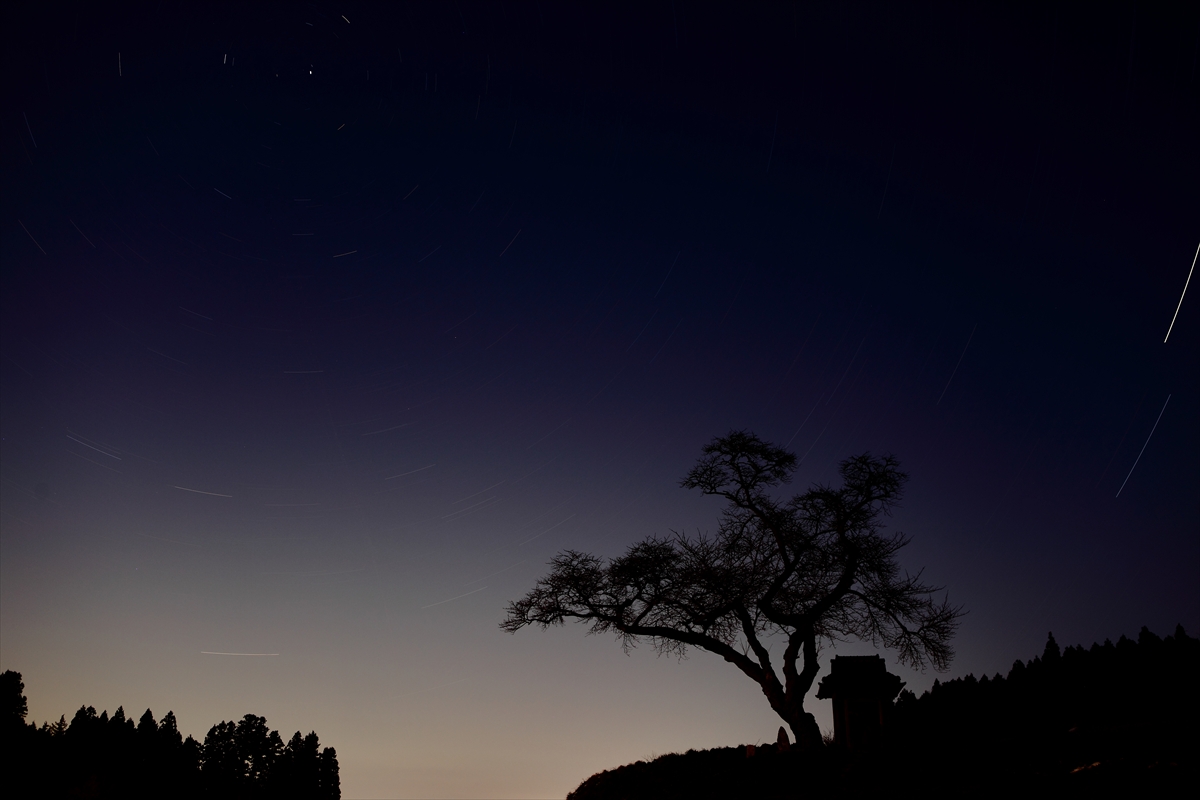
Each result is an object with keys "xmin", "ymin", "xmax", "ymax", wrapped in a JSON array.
[
  {"xmin": 199, "ymin": 714, "xmax": 338, "ymax": 799},
  {"xmin": 1, "ymin": 671, "xmax": 35, "ymax": 795},
  {"xmin": 273, "ymin": 730, "xmax": 340, "ymax": 799},
  {"xmin": 1, "ymin": 671, "xmax": 28, "ymax": 729},
  {"xmin": 274, "ymin": 731, "xmax": 315, "ymax": 796},
  {"xmin": 158, "ymin": 711, "xmax": 182, "ymax": 747},
  {"xmin": 201, "ymin": 719, "xmax": 243, "ymax": 794},
  {"xmin": 317, "ymin": 745, "xmax": 340, "ymax": 800},
  {"xmin": 237, "ymin": 714, "xmax": 284, "ymax": 787},
  {"xmin": 502, "ymin": 431, "xmax": 962, "ymax": 747}
]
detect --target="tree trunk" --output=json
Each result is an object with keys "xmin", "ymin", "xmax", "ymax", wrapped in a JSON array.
[
  {"xmin": 773, "ymin": 631, "xmax": 824, "ymax": 749},
  {"xmin": 760, "ymin": 680, "xmax": 824, "ymax": 750},
  {"xmin": 787, "ymin": 709, "xmax": 823, "ymax": 750}
]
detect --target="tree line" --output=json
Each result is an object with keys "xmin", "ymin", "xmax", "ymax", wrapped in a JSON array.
[
  {"xmin": 885, "ymin": 624, "xmax": 1198, "ymax": 789},
  {"xmin": 1, "ymin": 673, "xmax": 339, "ymax": 799}
]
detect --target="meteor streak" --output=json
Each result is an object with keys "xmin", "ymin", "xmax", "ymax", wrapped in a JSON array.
[
  {"xmin": 1116, "ymin": 395, "xmax": 1171, "ymax": 498},
  {"xmin": 937, "ymin": 324, "xmax": 977, "ymax": 405},
  {"xmin": 175, "ymin": 486, "xmax": 233, "ymax": 497},
  {"xmin": 421, "ymin": 586, "xmax": 487, "ymax": 609},
  {"xmin": 517, "ymin": 514, "xmax": 576, "ymax": 546},
  {"xmin": 1163, "ymin": 242, "xmax": 1197, "ymax": 343},
  {"xmin": 385, "ymin": 464, "xmax": 435, "ymax": 480},
  {"xmin": 66, "ymin": 434, "xmax": 121, "ymax": 459},
  {"xmin": 464, "ymin": 560, "xmax": 525, "ymax": 586},
  {"xmin": 498, "ymin": 229, "xmax": 521, "ymax": 257},
  {"xmin": 785, "ymin": 392, "xmax": 825, "ymax": 448},
  {"xmin": 390, "ymin": 677, "xmax": 469, "ymax": 700},
  {"xmin": 361, "ymin": 424, "xmax": 411, "ymax": 435}
]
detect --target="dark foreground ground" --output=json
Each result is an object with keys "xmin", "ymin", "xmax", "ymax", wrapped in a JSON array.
[
  {"xmin": 566, "ymin": 742, "xmax": 1195, "ymax": 800},
  {"xmin": 570, "ymin": 627, "xmax": 1198, "ymax": 800}
]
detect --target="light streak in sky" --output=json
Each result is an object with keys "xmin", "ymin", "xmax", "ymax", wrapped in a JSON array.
[
  {"xmin": 777, "ymin": 314, "xmax": 822, "ymax": 389},
  {"xmin": 174, "ymin": 486, "xmax": 233, "ymax": 497},
  {"xmin": 201, "ymin": 652, "xmax": 279, "ymax": 656},
  {"xmin": 464, "ymin": 560, "xmax": 526, "ymax": 586},
  {"xmin": 799, "ymin": 422, "xmax": 830, "ymax": 464},
  {"xmin": 385, "ymin": 464, "xmax": 436, "ymax": 480},
  {"xmin": 785, "ymin": 392, "xmax": 825, "ymax": 448},
  {"xmin": 262, "ymin": 568, "xmax": 364, "ymax": 576},
  {"xmin": 510, "ymin": 496, "xmax": 572, "ymax": 531},
  {"xmin": 498, "ymin": 229, "xmax": 521, "ymax": 257},
  {"xmin": 453, "ymin": 481, "xmax": 506, "ymax": 504},
  {"xmin": 827, "ymin": 335, "xmax": 867, "ymax": 406},
  {"xmin": 361, "ymin": 423, "xmax": 412, "ymax": 435},
  {"xmin": 648, "ymin": 320, "xmax": 681, "ymax": 364},
  {"xmin": 1163, "ymin": 242, "xmax": 1197, "ymax": 342},
  {"xmin": 68, "ymin": 451, "xmax": 122, "ymax": 473},
  {"xmin": 441, "ymin": 495, "xmax": 501, "ymax": 519},
  {"xmin": 654, "ymin": 251, "xmax": 680, "ymax": 298},
  {"xmin": 1115, "ymin": 395, "xmax": 1171, "ymax": 498},
  {"xmin": 421, "ymin": 586, "xmax": 487, "ymax": 609},
  {"xmin": 626, "ymin": 307, "xmax": 658, "ymax": 351},
  {"xmin": 525, "ymin": 417, "xmax": 570, "ymax": 449},
  {"xmin": 937, "ymin": 323, "xmax": 977, "ymax": 405},
  {"xmin": 147, "ymin": 348, "xmax": 187, "ymax": 365},
  {"xmin": 17, "ymin": 220, "xmax": 46, "ymax": 255},
  {"xmin": 133, "ymin": 532, "xmax": 202, "ymax": 548},
  {"xmin": 485, "ymin": 325, "xmax": 517, "ymax": 350},
  {"xmin": 66, "ymin": 434, "xmax": 121, "ymax": 459},
  {"xmin": 517, "ymin": 514, "xmax": 576, "ymax": 546},
  {"xmin": 70, "ymin": 218, "xmax": 96, "ymax": 248},
  {"xmin": 444, "ymin": 311, "xmax": 477, "ymax": 333},
  {"xmin": 391, "ymin": 677, "xmax": 470, "ymax": 700}
]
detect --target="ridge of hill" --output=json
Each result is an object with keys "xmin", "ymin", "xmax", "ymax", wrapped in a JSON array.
[{"xmin": 568, "ymin": 625, "xmax": 1198, "ymax": 800}]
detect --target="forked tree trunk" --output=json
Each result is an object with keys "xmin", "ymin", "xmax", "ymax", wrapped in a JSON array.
[
  {"xmin": 759, "ymin": 681, "xmax": 824, "ymax": 749},
  {"xmin": 774, "ymin": 632, "xmax": 825, "ymax": 749},
  {"xmin": 786, "ymin": 708, "xmax": 823, "ymax": 749}
]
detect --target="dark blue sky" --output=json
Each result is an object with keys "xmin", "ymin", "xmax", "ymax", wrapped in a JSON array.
[{"xmin": 2, "ymin": 3, "xmax": 1197, "ymax": 797}]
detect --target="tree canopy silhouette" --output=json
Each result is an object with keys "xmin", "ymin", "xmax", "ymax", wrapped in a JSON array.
[{"xmin": 501, "ymin": 431, "xmax": 962, "ymax": 747}]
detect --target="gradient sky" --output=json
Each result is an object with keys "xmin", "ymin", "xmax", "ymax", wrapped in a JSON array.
[{"xmin": 2, "ymin": 3, "xmax": 1197, "ymax": 798}]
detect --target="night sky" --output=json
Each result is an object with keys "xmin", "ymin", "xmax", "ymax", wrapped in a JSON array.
[{"xmin": 2, "ymin": 3, "xmax": 1197, "ymax": 798}]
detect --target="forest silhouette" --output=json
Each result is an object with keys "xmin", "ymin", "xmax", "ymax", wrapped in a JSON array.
[
  {"xmin": 1, "ymin": 675, "xmax": 338, "ymax": 800},
  {"xmin": 568, "ymin": 625, "xmax": 1198, "ymax": 799}
]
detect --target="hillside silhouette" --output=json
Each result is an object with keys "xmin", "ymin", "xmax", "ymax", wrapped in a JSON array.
[
  {"xmin": 1, "ymin": 673, "xmax": 338, "ymax": 800},
  {"xmin": 568, "ymin": 625, "xmax": 1198, "ymax": 799}
]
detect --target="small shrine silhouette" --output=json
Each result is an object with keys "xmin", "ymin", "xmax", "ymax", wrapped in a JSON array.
[{"xmin": 816, "ymin": 655, "xmax": 905, "ymax": 750}]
